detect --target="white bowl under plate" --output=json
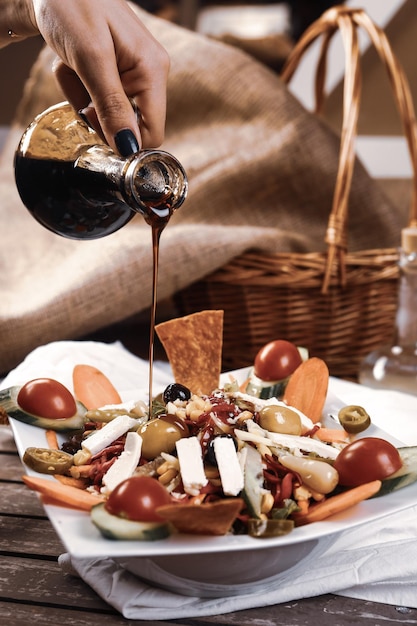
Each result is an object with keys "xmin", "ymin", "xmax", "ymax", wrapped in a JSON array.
[{"xmin": 116, "ymin": 538, "xmax": 322, "ymax": 597}]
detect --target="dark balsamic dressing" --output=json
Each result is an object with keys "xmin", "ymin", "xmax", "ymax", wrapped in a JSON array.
[{"xmin": 145, "ymin": 208, "xmax": 174, "ymax": 411}]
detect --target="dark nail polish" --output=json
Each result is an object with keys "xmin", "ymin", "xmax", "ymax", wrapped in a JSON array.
[
  {"xmin": 115, "ymin": 129, "xmax": 140, "ymax": 156},
  {"xmin": 78, "ymin": 109, "xmax": 94, "ymax": 129}
]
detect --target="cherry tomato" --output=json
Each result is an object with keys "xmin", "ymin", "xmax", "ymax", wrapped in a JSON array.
[
  {"xmin": 254, "ymin": 339, "xmax": 302, "ymax": 382},
  {"xmin": 17, "ymin": 378, "xmax": 77, "ymax": 419},
  {"xmin": 105, "ymin": 476, "xmax": 172, "ymax": 522},
  {"xmin": 333, "ymin": 437, "xmax": 402, "ymax": 487}
]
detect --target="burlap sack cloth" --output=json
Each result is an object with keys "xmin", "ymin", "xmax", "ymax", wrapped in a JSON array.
[{"xmin": 0, "ymin": 5, "xmax": 403, "ymax": 375}]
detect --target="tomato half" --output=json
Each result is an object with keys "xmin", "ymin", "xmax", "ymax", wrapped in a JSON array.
[
  {"xmin": 105, "ymin": 476, "xmax": 172, "ymax": 522},
  {"xmin": 17, "ymin": 378, "xmax": 77, "ymax": 419},
  {"xmin": 333, "ymin": 437, "xmax": 402, "ymax": 487},
  {"xmin": 254, "ymin": 339, "xmax": 302, "ymax": 382}
]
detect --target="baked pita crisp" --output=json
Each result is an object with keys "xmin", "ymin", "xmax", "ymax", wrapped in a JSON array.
[
  {"xmin": 155, "ymin": 310, "xmax": 224, "ymax": 395},
  {"xmin": 156, "ymin": 498, "xmax": 244, "ymax": 535}
]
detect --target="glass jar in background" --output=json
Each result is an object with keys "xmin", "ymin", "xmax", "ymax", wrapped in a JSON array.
[{"xmin": 359, "ymin": 227, "xmax": 417, "ymax": 396}]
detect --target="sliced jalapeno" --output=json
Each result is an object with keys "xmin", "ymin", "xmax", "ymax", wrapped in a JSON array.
[
  {"xmin": 248, "ymin": 518, "xmax": 294, "ymax": 538},
  {"xmin": 338, "ymin": 405, "xmax": 371, "ymax": 434},
  {"xmin": 23, "ymin": 447, "xmax": 74, "ymax": 475}
]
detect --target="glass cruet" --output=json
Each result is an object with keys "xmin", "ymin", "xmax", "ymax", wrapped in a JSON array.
[{"xmin": 14, "ymin": 101, "xmax": 188, "ymax": 240}]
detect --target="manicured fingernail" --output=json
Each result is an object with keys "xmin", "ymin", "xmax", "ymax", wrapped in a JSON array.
[{"xmin": 114, "ymin": 129, "xmax": 140, "ymax": 156}]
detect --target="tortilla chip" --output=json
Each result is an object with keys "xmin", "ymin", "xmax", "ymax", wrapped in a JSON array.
[
  {"xmin": 155, "ymin": 310, "xmax": 224, "ymax": 395},
  {"xmin": 156, "ymin": 498, "xmax": 244, "ymax": 535}
]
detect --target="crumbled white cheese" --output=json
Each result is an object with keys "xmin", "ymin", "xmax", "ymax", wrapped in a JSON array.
[
  {"xmin": 176, "ymin": 436, "xmax": 208, "ymax": 496},
  {"xmin": 99, "ymin": 401, "xmax": 137, "ymax": 412},
  {"xmin": 235, "ymin": 419, "xmax": 339, "ymax": 460},
  {"xmin": 81, "ymin": 414, "xmax": 138, "ymax": 457},
  {"xmin": 101, "ymin": 431, "xmax": 142, "ymax": 493},
  {"xmin": 213, "ymin": 437, "xmax": 244, "ymax": 496}
]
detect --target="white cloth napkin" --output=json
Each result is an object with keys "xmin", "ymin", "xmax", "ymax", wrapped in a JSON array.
[
  {"xmin": 4, "ymin": 340, "xmax": 417, "ymax": 619},
  {"xmin": 58, "ymin": 503, "xmax": 417, "ymax": 619}
]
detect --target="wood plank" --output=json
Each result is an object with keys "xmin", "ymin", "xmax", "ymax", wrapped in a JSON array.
[
  {"xmin": 0, "ymin": 555, "xmax": 111, "ymax": 610},
  {"xmin": 0, "ymin": 481, "xmax": 46, "ymax": 516},
  {"xmin": 0, "ymin": 579, "xmax": 413, "ymax": 626},
  {"xmin": 0, "ymin": 600, "xmax": 175, "ymax": 626},
  {"xmin": 0, "ymin": 515, "xmax": 64, "ymax": 555},
  {"xmin": 200, "ymin": 596, "xmax": 417, "ymax": 625},
  {"xmin": 0, "ymin": 602, "xmax": 126, "ymax": 626},
  {"xmin": 0, "ymin": 451, "xmax": 25, "ymax": 480},
  {"xmin": 0, "ymin": 425, "xmax": 17, "ymax": 452},
  {"xmin": 2, "ymin": 533, "xmax": 410, "ymax": 625}
]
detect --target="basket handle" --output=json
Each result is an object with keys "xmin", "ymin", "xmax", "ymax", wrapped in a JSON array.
[{"xmin": 281, "ymin": 6, "xmax": 417, "ymax": 292}]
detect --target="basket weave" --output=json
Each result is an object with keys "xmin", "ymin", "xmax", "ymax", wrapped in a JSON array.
[{"xmin": 175, "ymin": 6, "xmax": 417, "ymax": 379}]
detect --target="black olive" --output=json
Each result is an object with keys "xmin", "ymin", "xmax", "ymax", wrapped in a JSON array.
[
  {"xmin": 163, "ymin": 383, "xmax": 191, "ymax": 404},
  {"xmin": 61, "ymin": 431, "xmax": 84, "ymax": 454},
  {"xmin": 205, "ymin": 434, "xmax": 238, "ymax": 466}
]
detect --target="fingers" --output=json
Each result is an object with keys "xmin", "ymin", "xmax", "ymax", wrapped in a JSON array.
[
  {"xmin": 78, "ymin": 36, "xmax": 169, "ymax": 152},
  {"xmin": 54, "ymin": 60, "xmax": 141, "ymax": 149},
  {"xmin": 51, "ymin": 59, "xmax": 90, "ymax": 113},
  {"xmin": 35, "ymin": 0, "xmax": 170, "ymax": 154}
]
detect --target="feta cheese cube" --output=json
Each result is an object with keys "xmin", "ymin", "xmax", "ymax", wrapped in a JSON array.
[
  {"xmin": 101, "ymin": 431, "xmax": 142, "ymax": 493},
  {"xmin": 176, "ymin": 437, "xmax": 207, "ymax": 496},
  {"xmin": 82, "ymin": 414, "xmax": 138, "ymax": 457},
  {"xmin": 213, "ymin": 437, "xmax": 244, "ymax": 496}
]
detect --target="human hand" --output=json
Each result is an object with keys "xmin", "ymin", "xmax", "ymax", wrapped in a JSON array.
[{"xmin": 30, "ymin": 0, "xmax": 170, "ymax": 153}]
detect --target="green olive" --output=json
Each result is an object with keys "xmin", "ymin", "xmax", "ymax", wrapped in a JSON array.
[
  {"xmin": 338, "ymin": 405, "xmax": 371, "ymax": 434},
  {"xmin": 138, "ymin": 414, "xmax": 189, "ymax": 459},
  {"xmin": 259, "ymin": 405, "xmax": 302, "ymax": 435}
]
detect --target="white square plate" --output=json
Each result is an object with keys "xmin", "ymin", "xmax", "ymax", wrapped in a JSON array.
[{"xmin": 5, "ymin": 340, "xmax": 417, "ymax": 595}]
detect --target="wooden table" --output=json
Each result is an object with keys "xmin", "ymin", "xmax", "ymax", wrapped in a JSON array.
[{"xmin": 1, "ymin": 424, "xmax": 415, "ymax": 626}]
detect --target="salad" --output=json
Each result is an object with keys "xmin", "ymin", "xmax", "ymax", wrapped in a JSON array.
[{"xmin": 0, "ymin": 311, "xmax": 415, "ymax": 542}]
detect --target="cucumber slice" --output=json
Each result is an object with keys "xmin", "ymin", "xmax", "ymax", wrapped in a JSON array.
[
  {"xmin": 91, "ymin": 503, "xmax": 171, "ymax": 541},
  {"xmin": 376, "ymin": 446, "xmax": 417, "ymax": 497},
  {"xmin": 0, "ymin": 386, "xmax": 86, "ymax": 431},
  {"xmin": 248, "ymin": 518, "xmax": 294, "ymax": 538},
  {"xmin": 241, "ymin": 444, "xmax": 265, "ymax": 518}
]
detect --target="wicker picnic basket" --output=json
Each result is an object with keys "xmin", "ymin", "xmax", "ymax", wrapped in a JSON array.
[{"xmin": 175, "ymin": 6, "xmax": 417, "ymax": 379}]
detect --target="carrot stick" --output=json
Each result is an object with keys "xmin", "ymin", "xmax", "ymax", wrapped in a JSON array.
[
  {"xmin": 293, "ymin": 480, "xmax": 382, "ymax": 526},
  {"xmin": 40, "ymin": 495, "xmax": 91, "ymax": 510},
  {"xmin": 72, "ymin": 364, "xmax": 122, "ymax": 410},
  {"xmin": 283, "ymin": 357, "xmax": 329, "ymax": 423},
  {"xmin": 314, "ymin": 427, "xmax": 349, "ymax": 443},
  {"xmin": 69, "ymin": 465, "xmax": 95, "ymax": 479},
  {"xmin": 54, "ymin": 474, "xmax": 90, "ymax": 489},
  {"xmin": 22, "ymin": 475, "xmax": 105, "ymax": 511},
  {"xmin": 239, "ymin": 377, "xmax": 250, "ymax": 393},
  {"xmin": 45, "ymin": 429, "xmax": 59, "ymax": 450}
]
